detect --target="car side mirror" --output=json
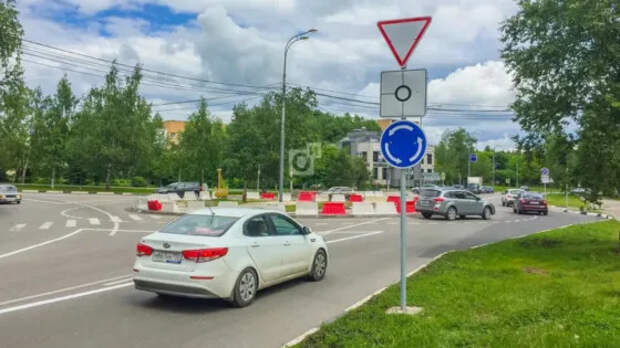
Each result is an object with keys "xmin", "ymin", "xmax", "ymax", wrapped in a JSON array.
[{"xmin": 302, "ymin": 226, "xmax": 312, "ymax": 235}]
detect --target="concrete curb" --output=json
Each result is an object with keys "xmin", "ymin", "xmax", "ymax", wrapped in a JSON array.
[
  {"xmin": 550, "ymin": 205, "xmax": 614, "ymax": 220},
  {"xmin": 281, "ymin": 218, "xmax": 605, "ymax": 348}
]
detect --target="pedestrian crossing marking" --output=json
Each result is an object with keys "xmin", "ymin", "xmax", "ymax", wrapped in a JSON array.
[
  {"xmin": 89, "ymin": 218, "xmax": 100, "ymax": 225},
  {"xmin": 66, "ymin": 220, "xmax": 77, "ymax": 228},
  {"xmin": 39, "ymin": 222, "xmax": 53, "ymax": 230}
]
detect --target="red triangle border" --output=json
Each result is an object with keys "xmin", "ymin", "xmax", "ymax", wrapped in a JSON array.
[{"xmin": 377, "ymin": 16, "xmax": 432, "ymax": 67}]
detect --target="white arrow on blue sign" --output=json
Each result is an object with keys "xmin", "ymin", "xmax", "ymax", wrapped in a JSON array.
[
  {"xmin": 470, "ymin": 154, "xmax": 477, "ymax": 163},
  {"xmin": 541, "ymin": 167, "xmax": 549, "ymax": 175},
  {"xmin": 380, "ymin": 120, "xmax": 427, "ymax": 168}
]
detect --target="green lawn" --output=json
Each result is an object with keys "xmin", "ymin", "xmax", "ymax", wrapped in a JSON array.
[
  {"xmin": 296, "ymin": 220, "xmax": 620, "ymax": 347},
  {"xmin": 15, "ymin": 183, "xmax": 156, "ymax": 194}
]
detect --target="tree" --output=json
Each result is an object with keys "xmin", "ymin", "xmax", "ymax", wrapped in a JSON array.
[
  {"xmin": 434, "ymin": 129, "xmax": 477, "ymax": 184},
  {"xmin": 501, "ymin": 0, "xmax": 620, "ymax": 199}
]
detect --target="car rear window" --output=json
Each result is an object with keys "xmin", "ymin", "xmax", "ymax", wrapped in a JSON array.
[
  {"xmin": 160, "ymin": 214, "xmax": 238, "ymax": 237},
  {"xmin": 0, "ymin": 185, "xmax": 16, "ymax": 192},
  {"xmin": 509, "ymin": 189, "xmax": 521, "ymax": 194},
  {"xmin": 525, "ymin": 193, "xmax": 544, "ymax": 200},
  {"xmin": 420, "ymin": 189, "xmax": 441, "ymax": 197}
]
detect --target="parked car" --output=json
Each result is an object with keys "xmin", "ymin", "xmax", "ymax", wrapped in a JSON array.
[
  {"xmin": 133, "ymin": 208, "xmax": 328, "ymax": 307},
  {"xmin": 453, "ymin": 184, "xmax": 465, "ymax": 189},
  {"xmin": 512, "ymin": 191, "xmax": 548, "ymax": 215},
  {"xmin": 501, "ymin": 189, "xmax": 522, "ymax": 207},
  {"xmin": 480, "ymin": 186, "xmax": 494, "ymax": 193},
  {"xmin": 415, "ymin": 188, "xmax": 495, "ymax": 221},
  {"xmin": 411, "ymin": 187, "xmax": 421, "ymax": 194},
  {"xmin": 520, "ymin": 185, "xmax": 530, "ymax": 191},
  {"xmin": 466, "ymin": 183, "xmax": 482, "ymax": 194},
  {"xmin": 324, "ymin": 186, "xmax": 353, "ymax": 194},
  {"xmin": 0, "ymin": 184, "xmax": 21, "ymax": 204},
  {"xmin": 156, "ymin": 181, "xmax": 201, "ymax": 198},
  {"xmin": 571, "ymin": 187, "xmax": 592, "ymax": 196}
]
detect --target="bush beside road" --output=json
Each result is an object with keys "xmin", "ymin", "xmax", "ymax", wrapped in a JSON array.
[{"xmin": 295, "ymin": 220, "xmax": 620, "ymax": 347}]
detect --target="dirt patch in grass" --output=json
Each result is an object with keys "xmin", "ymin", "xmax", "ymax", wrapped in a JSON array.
[
  {"xmin": 523, "ymin": 267, "xmax": 548, "ymax": 275},
  {"xmin": 518, "ymin": 238, "xmax": 562, "ymax": 249}
]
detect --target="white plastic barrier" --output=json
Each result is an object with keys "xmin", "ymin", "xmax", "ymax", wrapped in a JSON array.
[
  {"xmin": 168, "ymin": 193, "xmax": 181, "ymax": 201},
  {"xmin": 161, "ymin": 201, "xmax": 180, "ymax": 213},
  {"xmin": 186, "ymin": 200, "xmax": 205, "ymax": 211},
  {"xmin": 218, "ymin": 201, "xmax": 239, "ymax": 208},
  {"xmin": 374, "ymin": 202, "xmax": 398, "ymax": 215},
  {"xmin": 245, "ymin": 202, "xmax": 286, "ymax": 212},
  {"xmin": 246, "ymin": 191, "xmax": 260, "ymax": 200},
  {"xmin": 135, "ymin": 199, "xmax": 148, "ymax": 211},
  {"xmin": 316, "ymin": 193, "xmax": 330, "ymax": 202},
  {"xmin": 184, "ymin": 191, "xmax": 198, "ymax": 201},
  {"xmin": 280, "ymin": 193, "xmax": 292, "ymax": 202},
  {"xmin": 295, "ymin": 202, "xmax": 318, "ymax": 217},
  {"xmin": 199, "ymin": 191, "xmax": 211, "ymax": 200},
  {"xmin": 352, "ymin": 202, "xmax": 375, "ymax": 216},
  {"xmin": 330, "ymin": 194, "xmax": 346, "ymax": 202}
]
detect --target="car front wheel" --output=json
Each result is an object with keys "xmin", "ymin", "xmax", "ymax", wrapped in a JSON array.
[
  {"xmin": 482, "ymin": 206, "xmax": 491, "ymax": 220},
  {"xmin": 232, "ymin": 268, "xmax": 258, "ymax": 307},
  {"xmin": 309, "ymin": 249, "xmax": 327, "ymax": 281}
]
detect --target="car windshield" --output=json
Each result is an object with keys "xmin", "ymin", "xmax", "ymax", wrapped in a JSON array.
[
  {"xmin": 0, "ymin": 185, "xmax": 16, "ymax": 192},
  {"xmin": 420, "ymin": 189, "xmax": 441, "ymax": 197},
  {"xmin": 160, "ymin": 214, "xmax": 238, "ymax": 237},
  {"xmin": 525, "ymin": 193, "xmax": 544, "ymax": 200},
  {"xmin": 509, "ymin": 189, "xmax": 521, "ymax": 194}
]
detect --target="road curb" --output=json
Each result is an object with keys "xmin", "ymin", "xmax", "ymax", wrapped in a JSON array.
[{"xmin": 550, "ymin": 205, "xmax": 614, "ymax": 220}]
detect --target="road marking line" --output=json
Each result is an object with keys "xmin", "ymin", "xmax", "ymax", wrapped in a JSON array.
[
  {"xmin": 318, "ymin": 218, "xmax": 390, "ymax": 236},
  {"xmin": 149, "ymin": 214, "xmax": 161, "ymax": 220},
  {"xmin": 128, "ymin": 214, "xmax": 142, "ymax": 221},
  {"xmin": 110, "ymin": 216, "xmax": 122, "ymax": 223},
  {"xmin": 326, "ymin": 231, "xmax": 383, "ymax": 244},
  {"xmin": 103, "ymin": 277, "xmax": 134, "ymax": 286},
  {"xmin": 0, "ymin": 274, "xmax": 133, "ymax": 307},
  {"xmin": 10, "ymin": 224, "xmax": 26, "ymax": 232},
  {"xmin": 283, "ymin": 328, "xmax": 320, "ymax": 347},
  {"xmin": 65, "ymin": 219, "xmax": 76, "ymax": 228},
  {"xmin": 0, "ymin": 282, "xmax": 133, "ymax": 316},
  {"xmin": 39, "ymin": 222, "xmax": 53, "ymax": 230},
  {"xmin": 0, "ymin": 229, "xmax": 84, "ymax": 259},
  {"xmin": 88, "ymin": 218, "xmax": 100, "ymax": 225},
  {"xmin": 60, "ymin": 207, "xmax": 85, "ymax": 220}
]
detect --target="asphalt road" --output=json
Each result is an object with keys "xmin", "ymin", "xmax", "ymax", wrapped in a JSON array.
[{"xmin": 0, "ymin": 193, "xmax": 599, "ymax": 348}]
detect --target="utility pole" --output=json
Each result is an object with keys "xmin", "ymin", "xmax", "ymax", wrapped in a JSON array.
[
  {"xmin": 257, "ymin": 164, "xmax": 260, "ymax": 191},
  {"xmin": 516, "ymin": 161, "xmax": 519, "ymax": 187},
  {"xmin": 492, "ymin": 147, "xmax": 496, "ymax": 186}
]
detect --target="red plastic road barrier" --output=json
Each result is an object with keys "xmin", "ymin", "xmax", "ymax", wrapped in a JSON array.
[
  {"xmin": 260, "ymin": 192, "xmax": 276, "ymax": 200},
  {"xmin": 147, "ymin": 200, "xmax": 162, "ymax": 211},
  {"xmin": 386, "ymin": 196, "xmax": 416, "ymax": 214},
  {"xmin": 298, "ymin": 191, "xmax": 316, "ymax": 201},
  {"xmin": 321, "ymin": 202, "xmax": 346, "ymax": 215},
  {"xmin": 406, "ymin": 200, "xmax": 416, "ymax": 213},
  {"xmin": 349, "ymin": 193, "xmax": 363, "ymax": 202}
]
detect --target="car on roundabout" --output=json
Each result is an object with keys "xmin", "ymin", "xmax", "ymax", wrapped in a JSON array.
[
  {"xmin": 0, "ymin": 184, "xmax": 21, "ymax": 204},
  {"xmin": 501, "ymin": 189, "xmax": 523, "ymax": 207},
  {"xmin": 415, "ymin": 188, "xmax": 495, "ymax": 221},
  {"xmin": 512, "ymin": 191, "xmax": 548, "ymax": 215},
  {"xmin": 133, "ymin": 208, "xmax": 328, "ymax": 307}
]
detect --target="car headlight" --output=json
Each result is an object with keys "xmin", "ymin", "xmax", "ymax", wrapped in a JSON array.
[{"xmin": 0, "ymin": 194, "xmax": 4, "ymax": 199}]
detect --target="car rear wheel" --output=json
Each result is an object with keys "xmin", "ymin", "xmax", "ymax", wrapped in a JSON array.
[
  {"xmin": 502, "ymin": 201, "xmax": 506, "ymax": 207},
  {"xmin": 482, "ymin": 206, "xmax": 491, "ymax": 220},
  {"xmin": 309, "ymin": 249, "xmax": 327, "ymax": 281},
  {"xmin": 421, "ymin": 212, "xmax": 433, "ymax": 219},
  {"xmin": 232, "ymin": 268, "xmax": 258, "ymax": 307},
  {"xmin": 446, "ymin": 207, "xmax": 457, "ymax": 221}
]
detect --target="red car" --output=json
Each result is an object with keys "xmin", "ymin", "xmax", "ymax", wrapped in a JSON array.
[{"xmin": 513, "ymin": 192, "xmax": 548, "ymax": 215}]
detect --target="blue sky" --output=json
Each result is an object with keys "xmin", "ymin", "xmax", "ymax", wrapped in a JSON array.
[{"xmin": 18, "ymin": 0, "xmax": 521, "ymax": 149}]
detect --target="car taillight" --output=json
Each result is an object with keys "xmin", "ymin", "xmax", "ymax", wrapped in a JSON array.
[
  {"xmin": 520, "ymin": 199, "xmax": 526, "ymax": 203},
  {"xmin": 542, "ymin": 200, "xmax": 547, "ymax": 205},
  {"xmin": 182, "ymin": 248, "xmax": 228, "ymax": 263},
  {"xmin": 433, "ymin": 197, "xmax": 445, "ymax": 203},
  {"xmin": 136, "ymin": 243, "xmax": 153, "ymax": 256}
]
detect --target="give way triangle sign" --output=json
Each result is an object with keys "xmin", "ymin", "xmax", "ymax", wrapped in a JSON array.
[{"xmin": 377, "ymin": 17, "xmax": 431, "ymax": 67}]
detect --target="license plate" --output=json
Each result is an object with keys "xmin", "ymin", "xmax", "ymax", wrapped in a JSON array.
[
  {"xmin": 530, "ymin": 202, "xmax": 539, "ymax": 205},
  {"xmin": 152, "ymin": 251, "xmax": 182, "ymax": 264},
  {"xmin": 6, "ymin": 195, "xmax": 15, "ymax": 198}
]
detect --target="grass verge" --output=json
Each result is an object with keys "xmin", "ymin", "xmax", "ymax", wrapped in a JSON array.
[{"xmin": 296, "ymin": 220, "xmax": 620, "ymax": 347}]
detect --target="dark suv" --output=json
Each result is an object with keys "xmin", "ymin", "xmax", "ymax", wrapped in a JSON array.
[
  {"xmin": 416, "ymin": 188, "xmax": 495, "ymax": 220},
  {"xmin": 155, "ymin": 182, "xmax": 201, "ymax": 198}
]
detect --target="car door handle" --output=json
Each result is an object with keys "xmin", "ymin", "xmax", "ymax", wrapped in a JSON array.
[
  {"xmin": 283, "ymin": 241, "xmax": 291, "ymax": 246},
  {"xmin": 251, "ymin": 243, "xmax": 260, "ymax": 248}
]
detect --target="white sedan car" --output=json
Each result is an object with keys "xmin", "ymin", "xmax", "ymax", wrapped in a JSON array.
[{"xmin": 133, "ymin": 208, "xmax": 328, "ymax": 307}]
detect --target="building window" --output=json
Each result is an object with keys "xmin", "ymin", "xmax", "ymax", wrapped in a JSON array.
[
  {"xmin": 373, "ymin": 168, "xmax": 378, "ymax": 179},
  {"xmin": 170, "ymin": 132, "xmax": 176, "ymax": 137},
  {"xmin": 427, "ymin": 169, "xmax": 432, "ymax": 173},
  {"xmin": 382, "ymin": 168, "xmax": 387, "ymax": 180},
  {"xmin": 373, "ymin": 151, "xmax": 379, "ymax": 162},
  {"xmin": 361, "ymin": 151, "xmax": 367, "ymax": 161},
  {"xmin": 427, "ymin": 153, "xmax": 433, "ymax": 165}
]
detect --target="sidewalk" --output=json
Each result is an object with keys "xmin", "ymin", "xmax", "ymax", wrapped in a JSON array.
[{"xmin": 602, "ymin": 199, "xmax": 620, "ymax": 218}]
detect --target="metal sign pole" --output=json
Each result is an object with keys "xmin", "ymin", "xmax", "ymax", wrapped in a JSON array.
[{"xmin": 399, "ymin": 116, "xmax": 407, "ymax": 310}]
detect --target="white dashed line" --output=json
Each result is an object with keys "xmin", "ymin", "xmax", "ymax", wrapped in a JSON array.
[
  {"xmin": 128, "ymin": 214, "xmax": 142, "ymax": 221},
  {"xmin": 149, "ymin": 215, "xmax": 161, "ymax": 220},
  {"xmin": 39, "ymin": 222, "xmax": 53, "ymax": 230},
  {"xmin": 88, "ymin": 218, "xmax": 100, "ymax": 225},
  {"xmin": 110, "ymin": 216, "xmax": 122, "ymax": 223},
  {"xmin": 10, "ymin": 224, "xmax": 26, "ymax": 232},
  {"xmin": 65, "ymin": 220, "xmax": 76, "ymax": 228}
]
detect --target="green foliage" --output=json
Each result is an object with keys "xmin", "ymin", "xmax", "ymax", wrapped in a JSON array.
[
  {"xmin": 501, "ymin": 0, "xmax": 620, "ymax": 201},
  {"xmin": 434, "ymin": 128, "xmax": 476, "ymax": 184},
  {"xmin": 131, "ymin": 176, "xmax": 147, "ymax": 187}
]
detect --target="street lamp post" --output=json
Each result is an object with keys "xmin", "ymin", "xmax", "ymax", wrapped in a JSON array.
[{"xmin": 279, "ymin": 29, "xmax": 317, "ymax": 202}]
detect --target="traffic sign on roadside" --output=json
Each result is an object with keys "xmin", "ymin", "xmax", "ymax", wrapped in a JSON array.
[
  {"xmin": 541, "ymin": 167, "xmax": 549, "ymax": 175},
  {"xmin": 380, "ymin": 69, "xmax": 427, "ymax": 117},
  {"xmin": 470, "ymin": 154, "xmax": 477, "ymax": 163},
  {"xmin": 377, "ymin": 17, "xmax": 432, "ymax": 67},
  {"xmin": 380, "ymin": 120, "xmax": 427, "ymax": 168}
]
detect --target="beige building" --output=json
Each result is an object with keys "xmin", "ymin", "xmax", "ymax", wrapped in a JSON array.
[{"xmin": 162, "ymin": 120, "xmax": 186, "ymax": 144}]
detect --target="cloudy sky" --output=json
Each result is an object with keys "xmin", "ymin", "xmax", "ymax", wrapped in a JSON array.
[{"xmin": 16, "ymin": 0, "xmax": 521, "ymax": 149}]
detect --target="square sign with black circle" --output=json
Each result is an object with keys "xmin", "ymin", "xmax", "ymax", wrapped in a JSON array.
[{"xmin": 380, "ymin": 69, "xmax": 427, "ymax": 118}]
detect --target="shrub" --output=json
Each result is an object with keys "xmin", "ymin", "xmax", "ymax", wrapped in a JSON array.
[{"xmin": 131, "ymin": 176, "xmax": 148, "ymax": 187}]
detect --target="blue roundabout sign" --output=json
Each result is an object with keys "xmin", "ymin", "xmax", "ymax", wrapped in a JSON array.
[{"xmin": 380, "ymin": 120, "xmax": 427, "ymax": 168}]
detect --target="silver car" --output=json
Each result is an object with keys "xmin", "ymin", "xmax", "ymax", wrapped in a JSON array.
[
  {"xmin": 416, "ymin": 188, "xmax": 495, "ymax": 220},
  {"xmin": 0, "ymin": 184, "xmax": 21, "ymax": 204}
]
